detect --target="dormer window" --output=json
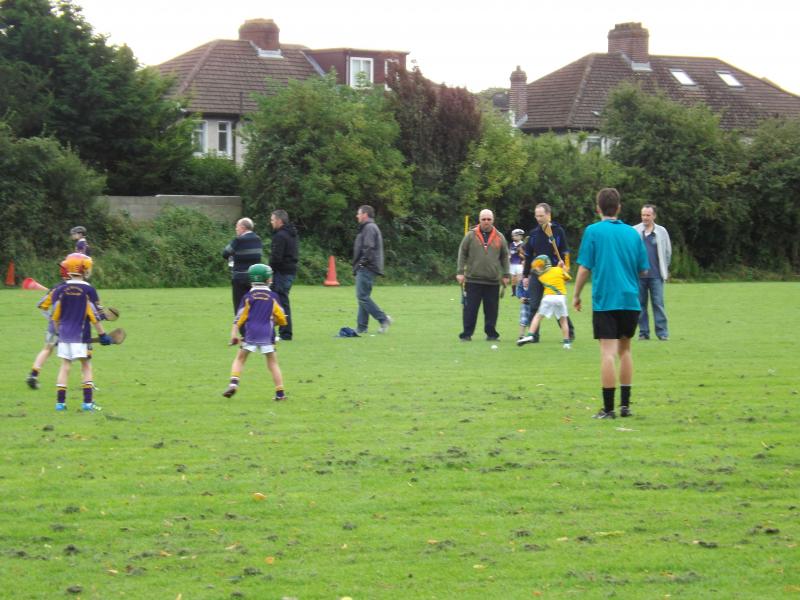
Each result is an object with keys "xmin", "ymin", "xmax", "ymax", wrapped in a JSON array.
[
  {"xmin": 349, "ymin": 57, "xmax": 373, "ymax": 87},
  {"xmin": 669, "ymin": 69, "xmax": 696, "ymax": 86},
  {"xmin": 717, "ymin": 71, "xmax": 742, "ymax": 87}
]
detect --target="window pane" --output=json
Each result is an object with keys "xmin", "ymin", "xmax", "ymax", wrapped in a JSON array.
[{"xmin": 218, "ymin": 122, "xmax": 230, "ymax": 155}]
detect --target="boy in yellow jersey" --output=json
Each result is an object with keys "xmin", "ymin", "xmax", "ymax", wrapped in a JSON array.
[{"xmin": 516, "ymin": 255, "xmax": 572, "ymax": 349}]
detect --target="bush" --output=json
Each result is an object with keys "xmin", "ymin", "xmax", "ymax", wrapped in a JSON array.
[{"xmin": 167, "ymin": 155, "xmax": 242, "ymax": 196}]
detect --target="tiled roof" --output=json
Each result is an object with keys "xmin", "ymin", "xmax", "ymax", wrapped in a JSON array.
[
  {"xmin": 156, "ymin": 40, "xmax": 320, "ymax": 116},
  {"xmin": 521, "ymin": 53, "xmax": 800, "ymax": 132}
]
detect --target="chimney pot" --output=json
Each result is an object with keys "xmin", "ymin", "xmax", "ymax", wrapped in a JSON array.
[{"xmin": 239, "ymin": 18, "xmax": 280, "ymax": 51}]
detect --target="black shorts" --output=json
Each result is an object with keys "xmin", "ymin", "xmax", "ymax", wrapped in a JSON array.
[{"xmin": 593, "ymin": 310, "xmax": 640, "ymax": 340}]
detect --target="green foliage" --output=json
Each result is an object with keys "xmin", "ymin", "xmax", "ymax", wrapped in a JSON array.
[
  {"xmin": 91, "ymin": 206, "xmax": 233, "ymax": 288},
  {"xmin": 242, "ymin": 74, "xmax": 411, "ymax": 257},
  {"xmin": 0, "ymin": 0, "xmax": 194, "ymax": 195},
  {"xmin": 0, "ymin": 123, "xmax": 106, "ymax": 271},
  {"xmin": 167, "ymin": 154, "xmax": 242, "ymax": 196},
  {"xmin": 741, "ymin": 117, "xmax": 800, "ymax": 271},
  {"xmin": 603, "ymin": 84, "xmax": 747, "ymax": 267}
]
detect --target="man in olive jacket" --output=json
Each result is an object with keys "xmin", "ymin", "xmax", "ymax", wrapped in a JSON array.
[{"xmin": 456, "ymin": 209, "xmax": 511, "ymax": 341}]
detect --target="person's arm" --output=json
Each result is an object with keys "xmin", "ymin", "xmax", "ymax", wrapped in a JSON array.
[
  {"xmin": 456, "ymin": 233, "xmax": 470, "ymax": 283},
  {"xmin": 270, "ymin": 233, "xmax": 285, "ymax": 267},
  {"xmin": 222, "ymin": 237, "xmax": 237, "ymax": 259},
  {"xmin": 499, "ymin": 234, "xmax": 510, "ymax": 286},
  {"xmin": 572, "ymin": 265, "xmax": 591, "ymax": 311},
  {"xmin": 663, "ymin": 227, "xmax": 672, "ymax": 279},
  {"xmin": 273, "ymin": 300, "xmax": 288, "ymax": 327}
]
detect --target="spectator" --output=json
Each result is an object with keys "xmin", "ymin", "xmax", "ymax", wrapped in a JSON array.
[
  {"xmin": 352, "ymin": 205, "xmax": 392, "ymax": 334},
  {"xmin": 634, "ymin": 204, "xmax": 672, "ymax": 341},
  {"xmin": 222, "ymin": 218, "xmax": 263, "ymax": 317},
  {"xmin": 269, "ymin": 209, "xmax": 298, "ymax": 341}
]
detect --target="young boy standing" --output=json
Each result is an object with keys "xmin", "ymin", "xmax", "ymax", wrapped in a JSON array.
[
  {"xmin": 51, "ymin": 253, "xmax": 110, "ymax": 411},
  {"xmin": 223, "ymin": 264, "xmax": 288, "ymax": 401},
  {"xmin": 516, "ymin": 255, "xmax": 572, "ymax": 349},
  {"xmin": 508, "ymin": 228, "xmax": 525, "ymax": 297}
]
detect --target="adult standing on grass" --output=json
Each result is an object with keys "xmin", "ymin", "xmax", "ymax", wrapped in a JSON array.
[
  {"xmin": 353, "ymin": 205, "xmax": 392, "ymax": 334},
  {"xmin": 222, "ymin": 218, "xmax": 263, "ymax": 317},
  {"xmin": 573, "ymin": 188, "xmax": 649, "ymax": 419},
  {"xmin": 456, "ymin": 209, "xmax": 510, "ymax": 342},
  {"xmin": 634, "ymin": 204, "xmax": 672, "ymax": 341},
  {"xmin": 521, "ymin": 203, "xmax": 574, "ymax": 342},
  {"xmin": 269, "ymin": 209, "xmax": 298, "ymax": 341}
]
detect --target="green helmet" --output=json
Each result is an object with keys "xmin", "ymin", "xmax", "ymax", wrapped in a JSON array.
[
  {"xmin": 532, "ymin": 254, "xmax": 552, "ymax": 274},
  {"xmin": 248, "ymin": 263, "xmax": 273, "ymax": 283}
]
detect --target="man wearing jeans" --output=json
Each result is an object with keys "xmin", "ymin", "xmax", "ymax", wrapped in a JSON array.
[
  {"xmin": 634, "ymin": 204, "xmax": 672, "ymax": 341},
  {"xmin": 352, "ymin": 205, "xmax": 392, "ymax": 334}
]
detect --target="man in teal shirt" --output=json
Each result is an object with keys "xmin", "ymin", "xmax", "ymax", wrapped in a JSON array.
[{"xmin": 573, "ymin": 188, "xmax": 649, "ymax": 419}]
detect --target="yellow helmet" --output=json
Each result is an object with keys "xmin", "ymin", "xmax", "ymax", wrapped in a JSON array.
[{"xmin": 61, "ymin": 252, "xmax": 93, "ymax": 277}]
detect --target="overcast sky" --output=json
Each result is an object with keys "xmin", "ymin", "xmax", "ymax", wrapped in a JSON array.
[{"xmin": 76, "ymin": 0, "xmax": 800, "ymax": 95}]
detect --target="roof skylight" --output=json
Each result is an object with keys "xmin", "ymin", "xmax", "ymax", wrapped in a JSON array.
[
  {"xmin": 717, "ymin": 71, "xmax": 742, "ymax": 87},
  {"xmin": 670, "ymin": 69, "xmax": 696, "ymax": 86}
]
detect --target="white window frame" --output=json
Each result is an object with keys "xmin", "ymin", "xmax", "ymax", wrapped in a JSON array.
[
  {"xmin": 716, "ymin": 71, "xmax": 742, "ymax": 87},
  {"xmin": 669, "ymin": 68, "xmax": 696, "ymax": 86},
  {"xmin": 192, "ymin": 120, "xmax": 208, "ymax": 155},
  {"xmin": 349, "ymin": 57, "xmax": 374, "ymax": 88},
  {"xmin": 217, "ymin": 121, "xmax": 233, "ymax": 157}
]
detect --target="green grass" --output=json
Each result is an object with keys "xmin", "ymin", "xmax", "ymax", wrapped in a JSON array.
[{"xmin": 1, "ymin": 282, "xmax": 798, "ymax": 599}]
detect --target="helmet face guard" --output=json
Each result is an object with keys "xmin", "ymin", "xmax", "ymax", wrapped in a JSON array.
[
  {"xmin": 248, "ymin": 263, "xmax": 273, "ymax": 283},
  {"xmin": 532, "ymin": 254, "xmax": 551, "ymax": 275}
]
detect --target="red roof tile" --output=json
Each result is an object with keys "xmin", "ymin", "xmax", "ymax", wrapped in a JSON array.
[{"xmin": 521, "ymin": 53, "xmax": 800, "ymax": 132}]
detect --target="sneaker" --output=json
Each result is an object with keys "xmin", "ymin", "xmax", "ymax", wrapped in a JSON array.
[
  {"xmin": 26, "ymin": 375, "xmax": 40, "ymax": 390},
  {"xmin": 592, "ymin": 409, "xmax": 617, "ymax": 419},
  {"xmin": 222, "ymin": 386, "xmax": 238, "ymax": 398},
  {"xmin": 486, "ymin": 335, "xmax": 500, "ymax": 342},
  {"xmin": 55, "ymin": 403, "xmax": 67, "ymax": 411},
  {"xmin": 563, "ymin": 342, "xmax": 572, "ymax": 350},
  {"xmin": 82, "ymin": 402, "xmax": 96, "ymax": 412},
  {"xmin": 378, "ymin": 316, "xmax": 393, "ymax": 334},
  {"xmin": 638, "ymin": 334, "xmax": 649, "ymax": 341},
  {"xmin": 459, "ymin": 335, "xmax": 472, "ymax": 342},
  {"xmin": 620, "ymin": 405, "xmax": 633, "ymax": 417},
  {"xmin": 274, "ymin": 392, "xmax": 287, "ymax": 402},
  {"xmin": 657, "ymin": 335, "xmax": 669, "ymax": 341},
  {"xmin": 516, "ymin": 335, "xmax": 538, "ymax": 347}
]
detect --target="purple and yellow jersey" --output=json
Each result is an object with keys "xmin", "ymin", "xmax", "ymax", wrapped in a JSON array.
[
  {"xmin": 52, "ymin": 280, "xmax": 100, "ymax": 343},
  {"xmin": 37, "ymin": 282, "xmax": 68, "ymax": 336},
  {"xmin": 234, "ymin": 284, "xmax": 287, "ymax": 345},
  {"xmin": 75, "ymin": 238, "xmax": 90, "ymax": 256},
  {"xmin": 509, "ymin": 240, "xmax": 524, "ymax": 265},
  {"xmin": 538, "ymin": 266, "xmax": 571, "ymax": 296}
]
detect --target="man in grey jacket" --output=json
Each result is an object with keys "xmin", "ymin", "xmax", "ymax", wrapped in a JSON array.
[
  {"xmin": 353, "ymin": 205, "xmax": 392, "ymax": 334},
  {"xmin": 634, "ymin": 204, "xmax": 672, "ymax": 340}
]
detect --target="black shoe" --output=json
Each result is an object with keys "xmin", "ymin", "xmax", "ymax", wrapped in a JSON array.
[
  {"xmin": 486, "ymin": 335, "xmax": 499, "ymax": 342},
  {"xmin": 222, "ymin": 386, "xmax": 237, "ymax": 398},
  {"xmin": 459, "ymin": 335, "xmax": 472, "ymax": 342},
  {"xmin": 26, "ymin": 375, "xmax": 40, "ymax": 390},
  {"xmin": 592, "ymin": 409, "xmax": 617, "ymax": 419},
  {"xmin": 620, "ymin": 405, "xmax": 632, "ymax": 417},
  {"xmin": 638, "ymin": 334, "xmax": 649, "ymax": 340}
]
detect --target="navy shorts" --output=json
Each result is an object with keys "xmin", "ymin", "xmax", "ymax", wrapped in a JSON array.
[{"xmin": 592, "ymin": 310, "xmax": 640, "ymax": 340}]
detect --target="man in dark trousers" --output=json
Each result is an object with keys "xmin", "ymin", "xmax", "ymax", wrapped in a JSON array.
[
  {"xmin": 457, "ymin": 209, "xmax": 510, "ymax": 341},
  {"xmin": 222, "ymin": 218, "xmax": 263, "ymax": 318},
  {"xmin": 269, "ymin": 209, "xmax": 298, "ymax": 340},
  {"xmin": 353, "ymin": 205, "xmax": 392, "ymax": 334},
  {"xmin": 521, "ymin": 202, "xmax": 575, "ymax": 342}
]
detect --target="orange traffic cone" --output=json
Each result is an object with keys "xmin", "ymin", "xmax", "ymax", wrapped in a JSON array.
[
  {"xmin": 22, "ymin": 277, "xmax": 48, "ymax": 291},
  {"xmin": 323, "ymin": 255, "xmax": 340, "ymax": 286},
  {"xmin": 4, "ymin": 260, "xmax": 14, "ymax": 286}
]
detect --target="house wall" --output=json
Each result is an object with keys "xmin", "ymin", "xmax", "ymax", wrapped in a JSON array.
[{"xmin": 105, "ymin": 195, "xmax": 242, "ymax": 223}]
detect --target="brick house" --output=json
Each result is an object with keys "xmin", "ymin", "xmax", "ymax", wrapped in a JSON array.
[
  {"xmin": 157, "ymin": 19, "xmax": 407, "ymax": 164},
  {"xmin": 509, "ymin": 22, "xmax": 800, "ymax": 150}
]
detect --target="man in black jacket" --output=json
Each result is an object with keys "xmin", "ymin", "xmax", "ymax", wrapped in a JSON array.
[{"xmin": 269, "ymin": 209, "xmax": 298, "ymax": 340}]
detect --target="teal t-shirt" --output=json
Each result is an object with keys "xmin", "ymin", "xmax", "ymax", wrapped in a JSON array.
[{"xmin": 577, "ymin": 219, "xmax": 649, "ymax": 311}]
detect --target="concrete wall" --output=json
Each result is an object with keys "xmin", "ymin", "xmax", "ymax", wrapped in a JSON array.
[{"xmin": 105, "ymin": 195, "xmax": 242, "ymax": 223}]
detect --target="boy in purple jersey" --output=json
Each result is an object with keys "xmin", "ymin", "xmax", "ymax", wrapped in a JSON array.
[
  {"xmin": 51, "ymin": 254, "xmax": 111, "ymax": 411},
  {"xmin": 70, "ymin": 226, "xmax": 90, "ymax": 255},
  {"xmin": 222, "ymin": 264, "xmax": 288, "ymax": 401},
  {"xmin": 509, "ymin": 228, "xmax": 525, "ymax": 297}
]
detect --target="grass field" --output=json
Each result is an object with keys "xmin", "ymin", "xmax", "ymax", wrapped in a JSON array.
[{"xmin": 1, "ymin": 282, "xmax": 798, "ymax": 599}]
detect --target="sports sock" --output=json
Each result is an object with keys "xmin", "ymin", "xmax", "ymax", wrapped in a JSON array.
[
  {"xmin": 82, "ymin": 381, "xmax": 93, "ymax": 404},
  {"xmin": 228, "ymin": 376, "xmax": 240, "ymax": 388},
  {"xmin": 57, "ymin": 386, "xmax": 66, "ymax": 404},
  {"xmin": 30, "ymin": 368, "xmax": 40, "ymax": 378},
  {"xmin": 602, "ymin": 387, "xmax": 615, "ymax": 412},
  {"xmin": 620, "ymin": 385, "xmax": 631, "ymax": 407},
  {"xmin": 275, "ymin": 387, "xmax": 285, "ymax": 399}
]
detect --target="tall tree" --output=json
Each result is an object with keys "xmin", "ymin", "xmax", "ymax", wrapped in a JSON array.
[
  {"xmin": 242, "ymin": 74, "xmax": 411, "ymax": 256},
  {"xmin": 0, "ymin": 0, "xmax": 194, "ymax": 194}
]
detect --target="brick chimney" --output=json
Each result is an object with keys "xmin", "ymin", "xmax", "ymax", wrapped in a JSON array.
[
  {"xmin": 509, "ymin": 66, "xmax": 527, "ymax": 123},
  {"xmin": 607, "ymin": 22, "xmax": 649, "ymax": 62},
  {"xmin": 239, "ymin": 18, "xmax": 280, "ymax": 51}
]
